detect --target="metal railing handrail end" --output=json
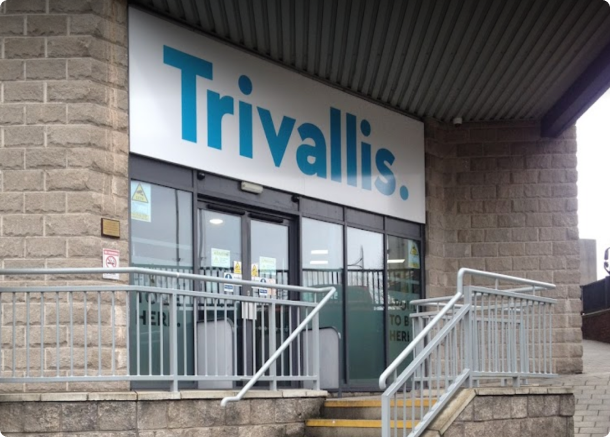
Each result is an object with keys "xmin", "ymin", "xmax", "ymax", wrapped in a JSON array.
[{"xmin": 220, "ymin": 285, "xmax": 336, "ymax": 407}]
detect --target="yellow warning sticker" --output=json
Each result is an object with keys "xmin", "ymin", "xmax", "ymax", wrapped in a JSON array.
[
  {"xmin": 407, "ymin": 240, "xmax": 420, "ymax": 269},
  {"xmin": 131, "ymin": 181, "xmax": 151, "ymax": 222},
  {"xmin": 132, "ymin": 183, "xmax": 149, "ymax": 203}
]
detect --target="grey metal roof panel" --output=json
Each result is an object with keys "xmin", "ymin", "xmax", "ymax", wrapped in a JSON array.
[{"xmin": 129, "ymin": 0, "xmax": 610, "ymax": 124}]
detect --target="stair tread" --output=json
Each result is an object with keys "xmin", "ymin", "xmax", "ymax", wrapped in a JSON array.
[
  {"xmin": 325, "ymin": 398, "xmax": 436, "ymax": 408},
  {"xmin": 306, "ymin": 419, "xmax": 418, "ymax": 429}
]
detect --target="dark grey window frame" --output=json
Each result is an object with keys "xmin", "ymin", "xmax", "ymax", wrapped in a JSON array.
[{"xmin": 129, "ymin": 154, "xmax": 425, "ymax": 392}]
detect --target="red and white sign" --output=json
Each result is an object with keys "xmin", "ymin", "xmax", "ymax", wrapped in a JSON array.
[{"xmin": 103, "ymin": 248, "xmax": 120, "ymax": 280}]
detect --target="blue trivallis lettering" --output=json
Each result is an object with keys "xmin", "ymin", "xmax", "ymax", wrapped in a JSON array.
[{"xmin": 163, "ymin": 45, "xmax": 409, "ymax": 201}]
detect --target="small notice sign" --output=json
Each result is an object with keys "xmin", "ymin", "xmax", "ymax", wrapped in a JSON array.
[
  {"xmin": 131, "ymin": 182, "xmax": 152, "ymax": 222},
  {"xmin": 407, "ymin": 240, "xmax": 420, "ymax": 269},
  {"xmin": 223, "ymin": 272, "xmax": 242, "ymax": 293},
  {"xmin": 211, "ymin": 248, "xmax": 231, "ymax": 268},
  {"xmin": 103, "ymin": 248, "xmax": 120, "ymax": 280},
  {"xmin": 259, "ymin": 256, "xmax": 276, "ymax": 273},
  {"xmin": 101, "ymin": 218, "xmax": 120, "ymax": 238}
]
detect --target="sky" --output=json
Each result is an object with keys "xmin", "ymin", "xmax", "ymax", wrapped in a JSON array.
[{"xmin": 577, "ymin": 92, "xmax": 610, "ymax": 280}]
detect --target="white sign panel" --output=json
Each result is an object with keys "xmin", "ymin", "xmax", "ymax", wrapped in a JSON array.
[
  {"xmin": 259, "ymin": 256, "xmax": 276, "ymax": 273},
  {"xmin": 211, "ymin": 248, "xmax": 231, "ymax": 268},
  {"xmin": 103, "ymin": 248, "xmax": 120, "ymax": 280},
  {"xmin": 129, "ymin": 8, "xmax": 425, "ymax": 223}
]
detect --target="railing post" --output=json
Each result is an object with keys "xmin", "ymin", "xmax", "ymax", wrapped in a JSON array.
[
  {"xmin": 269, "ymin": 302, "xmax": 277, "ymax": 391},
  {"xmin": 170, "ymin": 293, "xmax": 178, "ymax": 392},
  {"xmin": 381, "ymin": 393, "xmax": 391, "ymax": 437},
  {"xmin": 312, "ymin": 312, "xmax": 320, "ymax": 391},
  {"xmin": 463, "ymin": 286, "xmax": 473, "ymax": 388}
]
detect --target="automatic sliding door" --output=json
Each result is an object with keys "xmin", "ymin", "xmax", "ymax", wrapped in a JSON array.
[
  {"xmin": 198, "ymin": 210, "xmax": 243, "ymax": 291},
  {"xmin": 196, "ymin": 205, "xmax": 294, "ymax": 380},
  {"xmin": 250, "ymin": 219, "xmax": 289, "ymax": 297}
]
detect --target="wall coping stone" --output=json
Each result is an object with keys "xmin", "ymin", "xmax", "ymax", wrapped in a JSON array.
[
  {"xmin": 475, "ymin": 386, "xmax": 573, "ymax": 396},
  {"xmin": 0, "ymin": 389, "xmax": 328, "ymax": 403}
]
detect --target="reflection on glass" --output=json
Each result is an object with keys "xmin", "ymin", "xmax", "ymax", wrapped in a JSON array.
[
  {"xmin": 387, "ymin": 236, "xmax": 422, "ymax": 372},
  {"xmin": 347, "ymin": 227, "xmax": 384, "ymax": 384},
  {"xmin": 199, "ymin": 210, "xmax": 242, "ymax": 294},
  {"xmin": 129, "ymin": 181, "xmax": 194, "ymax": 379},
  {"xmin": 301, "ymin": 218, "xmax": 344, "ymax": 381},
  {"xmin": 131, "ymin": 182, "xmax": 194, "ymax": 286},
  {"xmin": 251, "ymin": 220, "xmax": 288, "ymax": 298},
  {"xmin": 302, "ymin": 218, "xmax": 344, "ymax": 291},
  {"xmin": 250, "ymin": 220, "xmax": 290, "ymax": 378}
]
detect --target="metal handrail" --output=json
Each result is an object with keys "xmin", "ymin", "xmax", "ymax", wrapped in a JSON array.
[
  {"xmin": 380, "ymin": 268, "xmax": 555, "ymax": 389},
  {"xmin": 0, "ymin": 267, "xmax": 335, "ymax": 402},
  {"xmin": 381, "ymin": 304, "xmax": 472, "ymax": 437},
  {"xmin": 0, "ymin": 267, "xmax": 332, "ymax": 294},
  {"xmin": 220, "ymin": 284, "xmax": 336, "ymax": 406},
  {"xmin": 379, "ymin": 268, "xmax": 556, "ymax": 437},
  {"xmin": 379, "ymin": 290, "xmax": 464, "ymax": 390}
]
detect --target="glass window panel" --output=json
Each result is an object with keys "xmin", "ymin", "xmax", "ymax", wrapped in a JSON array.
[
  {"xmin": 129, "ymin": 181, "xmax": 194, "ymax": 379},
  {"xmin": 387, "ymin": 236, "xmax": 422, "ymax": 372},
  {"xmin": 347, "ymin": 227, "xmax": 384, "ymax": 384},
  {"xmin": 301, "ymin": 218, "xmax": 344, "ymax": 381},
  {"xmin": 131, "ymin": 182, "xmax": 194, "ymax": 286}
]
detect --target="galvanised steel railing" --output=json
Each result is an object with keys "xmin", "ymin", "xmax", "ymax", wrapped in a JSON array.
[
  {"xmin": 379, "ymin": 269, "xmax": 557, "ymax": 437},
  {"xmin": 0, "ymin": 268, "xmax": 335, "ymax": 404}
]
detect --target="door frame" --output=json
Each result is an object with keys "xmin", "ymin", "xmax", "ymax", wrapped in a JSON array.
[{"xmin": 196, "ymin": 199, "xmax": 299, "ymax": 292}]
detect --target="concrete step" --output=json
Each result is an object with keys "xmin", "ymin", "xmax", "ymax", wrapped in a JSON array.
[
  {"xmin": 305, "ymin": 419, "xmax": 418, "ymax": 437},
  {"xmin": 322, "ymin": 398, "xmax": 434, "ymax": 420}
]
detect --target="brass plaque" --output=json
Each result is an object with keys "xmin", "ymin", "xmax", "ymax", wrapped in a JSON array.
[{"xmin": 101, "ymin": 218, "xmax": 120, "ymax": 239}]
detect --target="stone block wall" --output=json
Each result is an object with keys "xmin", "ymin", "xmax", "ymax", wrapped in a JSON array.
[
  {"xmin": 0, "ymin": 0, "xmax": 130, "ymax": 391},
  {"xmin": 424, "ymin": 119, "xmax": 583, "ymax": 374},
  {"xmin": 0, "ymin": 391, "xmax": 326, "ymax": 436},
  {"xmin": 424, "ymin": 387, "xmax": 575, "ymax": 437}
]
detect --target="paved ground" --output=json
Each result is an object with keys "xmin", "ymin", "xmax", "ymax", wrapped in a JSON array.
[{"xmin": 544, "ymin": 340, "xmax": 610, "ymax": 437}]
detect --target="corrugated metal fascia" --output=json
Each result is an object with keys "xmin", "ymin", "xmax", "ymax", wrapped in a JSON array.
[
  {"xmin": 474, "ymin": 0, "xmax": 570, "ymax": 120},
  {"xmin": 437, "ymin": 0, "xmax": 523, "ymax": 122},
  {"xmin": 460, "ymin": 0, "xmax": 541, "ymax": 121},
  {"xmin": 484, "ymin": 1, "xmax": 584, "ymax": 119},
  {"xmin": 523, "ymin": 5, "xmax": 610, "ymax": 119},
  {"xmin": 131, "ymin": 0, "xmax": 610, "ymax": 126},
  {"xmin": 372, "ymin": 0, "xmax": 420, "ymax": 102},
  {"xmin": 408, "ymin": 0, "xmax": 470, "ymax": 116},
  {"xmin": 417, "ymin": 0, "xmax": 486, "ymax": 118}
]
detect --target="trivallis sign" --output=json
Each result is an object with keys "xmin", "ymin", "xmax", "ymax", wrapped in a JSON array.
[{"xmin": 129, "ymin": 8, "xmax": 425, "ymax": 223}]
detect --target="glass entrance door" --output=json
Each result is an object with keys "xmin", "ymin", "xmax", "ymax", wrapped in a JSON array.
[
  {"xmin": 198, "ymin": 208, "xmax": 243, "ymax": 291},
  {"xmin": 197, "ymin": 205, "xmax": 292, "ymax": 295},
  {"xmin": 250, "ymin": 218, "xmax": 290, "ymax": 298},
  {"xmin": 197, "ymin": 203, "xmax": 293, "ymax": 378}
]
